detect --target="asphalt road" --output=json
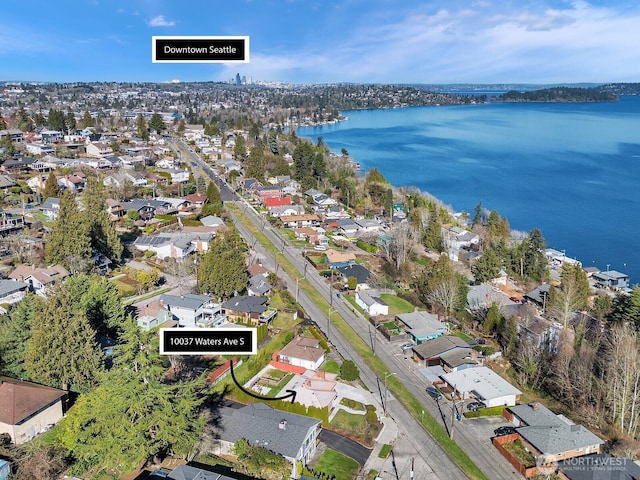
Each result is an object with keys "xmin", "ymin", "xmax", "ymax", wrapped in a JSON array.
[
  {"xmin": 319, "ymin": 430, "xmax": 371, "ymax": 467},
  {"xmin": 174, "ymin": 138, "xmax": 521, "ymax": 480}
]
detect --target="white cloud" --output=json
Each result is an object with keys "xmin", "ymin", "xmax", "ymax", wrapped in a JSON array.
[{"xmin": 147, "ymin": 15, "xmax": 175, "ymax": 27}]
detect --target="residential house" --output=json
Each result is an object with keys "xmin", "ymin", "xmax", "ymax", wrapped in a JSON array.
[
  {"xmin": 268, "ymin": 204, "xmax": 304, "ymax": 218},
  {"xmin": 121, "ymin": 198, "xmax": 173, "ymax": 220},
  {"xmin": 277, "ymin": 336, "xmax": 326, "ymax": 371},
  {"xmin": 136, "ymin": 299, "xmax": 176, "ymax": 331},
  {"xmin": 355, "ymin": 218, "xmax": 384, "ymax": 234},
  {"xmin": 8, "ymin": 264, "xmax": 69, "ymax": 296},
  {"xmin": 158, "ymin": 293, "xmax": 223, "ymax": 328},
  {"xmin": 278, "ymin": 213, "xmax": 318, "ymax": 227},
  {"xmin": 57, "ymin": 174, "xmax": 86, "ymax": 193},
  {"xmin": 304, "ymin": 188, "xmax": 337, "ymax": 207},
  {"xmin": 217, "ymin": 403, "xmax": 321, "ymax": 479},
  {"xmin": 240, "ymin": 178, "xmax": 261, "ymax": 194},
  {"xmin": 396, "ymin": 311, "xmax": 449, "ymax": 343},
  {"xmin": 2, "ymin": 157, "xmax": 38, "ymax": 172},
  {"xmin": 523, "ymin": 284, "xmax": 552, "ymax": 309},
  {"xmin": 502, "ymin": 402, "xmax": 604, "ymax": 466},
  {"xmin": 592, "ymin": 270, "xmax": 629, "ymax": 291},
  {"xmin": 467, "ymin": 284, "xmax": 514, "ymax": 311},
  {"xmin": 0, "ymin": 129, "xmax": 23, "ymax": 143},
  {"xmin": 355, "ymin": 289, "xmax": 388, "ymax": 316},
  {"xmin": 164, "ymin": 464, "xmax": 253, "ymax": 480},
  {"xmin": 257, "ymin": 186, "xmax": 283, "ymax": 201},
  {"xmin": 0, "ymin": 376, "xmax": 67, "ymax": 445},
  {"xmin": 440, "ymin": 366, "xmax": 522, "ymax": 407},
  {"xmin": 200, "ymin": 215, "xmax": 225, "ymax": 228},
  {"xmin": 26, "ymin": 175, "xmax": 47, "ymax": 193},
  {"xmin": 159, "ymin": 168, "xmax": 189, "ymax": 184},
  {"xmin": 40, "ymin": 197, "xmax": 60, "ymax": 220},
  {"xmin": 25, "ymin": 143, "xmax": 54, "ymax": 156},
  {"xmin": 105, "ymin": 199, "xmax": 125, "ymax": 220},
  {"xmin": 324, "ymin": 249, "xmax": 356, "ymax": 269},
  {"xmin": 0, "ymin": 175, "xmax": 15, "ymax": 193},
  {"xmin": 264, "ymin": 196, "xmax": 291, "ymax": 209},
  {"xmin": 133, "ymin": 232, "xmax": 212, "ymax": 260},
  {"xmin": 222, "ymin": 296, "xmax": 273, "ymax": 325},
  {"xmin": 294, "ymin": 227, "xmax": 325, "ymax": 245},
  {"xmin": 335, "ymin": 264, "xmax": 371, "ymax": 290},
  {"xmin": 411, "ymin": 335, "xmax": 477, "ymax": 372},
  {"xmin": 247, "ymin": 274, "xmax": 272, "ymax": 297},
  {"xmin": 183, "ymin": 193, "xmax": 208, "ymax": 209},
  {"xmin": 85, "ymin": 141, "xmax": 113, "ymax": 158},
  {"xmin": 336, "ymin": 218, "xmax": 360, "ymax": 238},
  {"xmin": 0, "ymin": 279, "xmax": 28, "ymax": 306}
]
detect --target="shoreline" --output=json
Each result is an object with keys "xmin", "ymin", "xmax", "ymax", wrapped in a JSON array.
[{"xmin": 296, "ymin": 104, "xmax": 637, "ymax": 287}]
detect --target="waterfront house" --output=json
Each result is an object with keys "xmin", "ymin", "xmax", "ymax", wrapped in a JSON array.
[{"xmin": 592, "ymin": 270, "xmax": 629, "ymax": 291}]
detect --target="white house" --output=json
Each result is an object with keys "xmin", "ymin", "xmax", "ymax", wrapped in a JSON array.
[
  {"xmin": 440, "ymin": 366, "xmax": 522, "ymax": 407},
  {"xmin": 158, "ymin": 293, "xmax": 223, "ymax": 327},
  {"xmin": 277, "ymin": 336, "xmax": 326, "ymax": 371},
  {"xmin": 355, "ymin": 290, "xmax": 389, "ymax": 316}
]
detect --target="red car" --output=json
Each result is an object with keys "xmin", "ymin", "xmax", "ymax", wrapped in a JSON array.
[{"xmin": 509, "ymin": 296, "xmax": 521, "ymax": 303}]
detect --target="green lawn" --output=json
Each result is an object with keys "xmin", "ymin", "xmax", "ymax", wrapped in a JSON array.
[
  {"xmin": 313, "ymin": 449, "xmax": 360, "ymax": 480},
  {"xmin": 330, "ymin": 409, "xmax": 368, "ymax": 434},
  {"xmin": 464, "ymin": 405, "xmax": 506, "ymax": 419},
  {"xmin": 378, "ymin": 294, "xmax": 415, "ymax": 316},
  {"xmin": 323, "ymin": 358, "xmax": 341, "ymax": 374}
]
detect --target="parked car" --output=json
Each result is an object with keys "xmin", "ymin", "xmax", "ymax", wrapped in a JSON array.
[
  {"xmin": 400, "ymin": 342, "xmax": 414, "ymax": 350},
  {"xmin": 314, "ymin": 245, "xmax": 327, "ymax": 251},
  {"xmin": 426, "ymin": 386, "xmax": 442, "ymax": 401},
  {"xmin": 509, "ymin": 296, "xmax": 521, "ymax": 303},
  {"xmin": 494, "ymin": 426, "xmax": 516, "ymax": 436},
  {"xmin": 466, "ymin": 401, "xmax": 484, "ymax": 411}
]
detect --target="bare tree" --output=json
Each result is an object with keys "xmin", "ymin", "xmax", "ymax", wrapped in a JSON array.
[
  {"xmin": 600, "ymin": 323, "xmax": 640, "ymax": 436},
  {"xmin": 426, "ymin": 279, "xmax": 458, "ymax": 321}
]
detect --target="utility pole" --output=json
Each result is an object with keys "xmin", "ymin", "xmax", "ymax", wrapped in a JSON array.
[{"xmin": 383, "ymin": 372, "xmax": 397, "ymax": 415}]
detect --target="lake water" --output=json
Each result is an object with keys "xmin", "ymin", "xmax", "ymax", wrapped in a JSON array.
[{"xmin": 297, "ymin": 96, "xmax": 640, "ymax": 284}]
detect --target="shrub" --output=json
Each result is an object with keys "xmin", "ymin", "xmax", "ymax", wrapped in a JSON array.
[{"xmin": 340, "ymin": 359, "xmax": 359, "ymax": 381}]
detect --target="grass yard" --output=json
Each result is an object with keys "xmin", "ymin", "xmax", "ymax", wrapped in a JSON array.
[
  {"xmin": 503, "ymin": 440, "xmax": 536, "ymax": 468},
  {"xmin": 313, "ymin": 449, "xmax": 360, "ymax": 480},
  {"xmin": 463, "ymin": 405, "xmax": 506, "ymax": 419},
  {"xmin": 378, "ymin": 294, "xmax": 415, "ymax": 316},
  {"xmin": 339, "ymin": 398, "xmax": 366, "ymax": 412},
  {"xmin": 330, "ymin": 409, "xmax": 368, "ymax": 435},
  {"xmin": 323, "ymin": 358, "xmax": 341, "ymax": 374}
]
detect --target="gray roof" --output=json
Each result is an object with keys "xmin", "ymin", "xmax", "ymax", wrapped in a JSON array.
[
  {"xmin": 249, "ymin": 275, "xmax": 272, "ymax": 295},
  {"xmin": 524, "ymin": 284, "xmax": 552, "ymax": 305},
  {"xmin": 218, "ymin": 403, "xmax": 320, "ymax": 459},
  {"xmin": 357, "ymin": 290, "xmax": 386, "ymax": 308},
  {"xmin": 0, "ymin": 279, "xmax": 28, "ymax": 297},
  {"xmin": 396, "ymin": 311, "xmax": 446, "ymax": 338},
  {"xmin": 335, "ymin": 264, "xmax": 370, "ymax": 285},
  {"xmin": 222, "ymin": 295, "xmax": 267, "ymax": 314},
  {"xmin": 160, "ymin": 293, "xmax": 213, "ymax": 311},
  {"xmin": 509, "ymin": 403, "xmax": 603, "ymax": 455},
  {"xmin": 412, "ymin": 335, "xmax": 470, "ymax": 358},
  {"xmin": 168, "ymin": 465, "xmax": 237, "ymax": 480},
  {"xmin": 40, "ymin": 197, "xmax": 60, "ymax": 211}
]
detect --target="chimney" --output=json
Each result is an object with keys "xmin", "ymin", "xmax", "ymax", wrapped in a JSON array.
[
  {"xmin": 279, "ymin": 420, "xmax": 287, "ymax": 430},
  {"xmin": 530, "ymin": 402, "xmax": 539, "ymax": 411}
]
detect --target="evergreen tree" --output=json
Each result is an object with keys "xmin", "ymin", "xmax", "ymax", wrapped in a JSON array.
[
  {"xmin": 471, "ymin": 245, "xmax": 503, "ymax": 284},
  {"xmin": 25, "ymin": 284, "xmax": 104, "ymax": 392},
  {"xmin": 148, "ymin": 113, "xmax": 166, "ymax": 132},
  {"xmin": 245, "ymin": 146, "xmax": 266, "ymax": 180},
  {"xmin": 67, "ymin": 274, "xmax": 125, "ymax": 335},
  {"xmin": 59, "ymin": 317, "xmax": 204, "ymax": 473},
  {"xmin": 45, "ymin": 191, "xmax": 92, "ymax": 273},
  {"xmin": 47, "ymin": 108, "xmax": 66, "ymax": 132},
  {"xmin": 197, "ymin": 227, "xmax": 248, "ymax": 300},
  {"xmin": 136, "ymin": 114, "xmax": 149, "ymax": 140},
  {"xmin": 81, "ymin": 110, "xmax": 93, "ymax": 129},
  {"xmin": 201, "ymin": 181, "xmax": 222, "ymax": 217},
  {"xmin": 0, "ymin": 294, "xmax": 42, "ymax": 379},
  {"xmin": 42, "ymin": 172, "xmax": 61, "ymax": 199},
  {"xmin": 66, "ymin": 109, "xmax": 76, "ymax": 133},
  {"xmin": 81, "ymin": 177, "xmax": 123, "ymax": 263},
  {"xmin": 233, "ymin": 134, "xmax": 247, "ymax": 159}
]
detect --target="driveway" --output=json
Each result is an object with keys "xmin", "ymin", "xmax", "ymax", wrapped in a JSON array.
[{"xmin": 319, "ymin": 429, "xmax": 371, "ymax": 466}]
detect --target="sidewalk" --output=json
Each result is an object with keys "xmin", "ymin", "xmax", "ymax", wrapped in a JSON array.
[{"xmin": 362, "ymin": 415, "xmax": 399, "ymax": 476}]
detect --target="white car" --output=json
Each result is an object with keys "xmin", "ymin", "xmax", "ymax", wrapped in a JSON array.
[{"xmin": 314, "ymin": 245, "xmax": 327, "ymax": 251}]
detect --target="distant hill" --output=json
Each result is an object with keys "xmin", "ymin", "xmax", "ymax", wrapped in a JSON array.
[
  {"xmin": 596, "ymin": 83, "xmax": 640, "ymax": 95},
  {"xmin": 495, "ymin": 87, "xmax": 618, "ymax": 102}
]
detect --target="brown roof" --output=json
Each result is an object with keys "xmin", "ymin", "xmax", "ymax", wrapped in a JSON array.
[
  {"xmin": 280, "ymin": 214, "xmax": 320, "ymax": 222},
  {"xmin": 136, "ymin": 299, "xmax": 168, "ymax": 318},
  {"xmin": 8, "ymin": 264, "xmax": 69, "ymax": 285},
  {"xmin": 278, "ymin": 336, "xmax": 325, "ymax": 363},
  {"xmin": 248, "ymin": 264, "xmax": 268, "ymax": 277},
  {"xmin": 0, "ymin": 376, "xmax": 66, "ymax": 425},
  {"xmin": 324, "ymin": 248, "xmax": 356, "ymax": 264}
]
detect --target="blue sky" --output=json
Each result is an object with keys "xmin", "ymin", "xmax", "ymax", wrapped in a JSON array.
[{"xmin": 1, "ymin": 0, "xmax": 639, "ymax": 84}]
